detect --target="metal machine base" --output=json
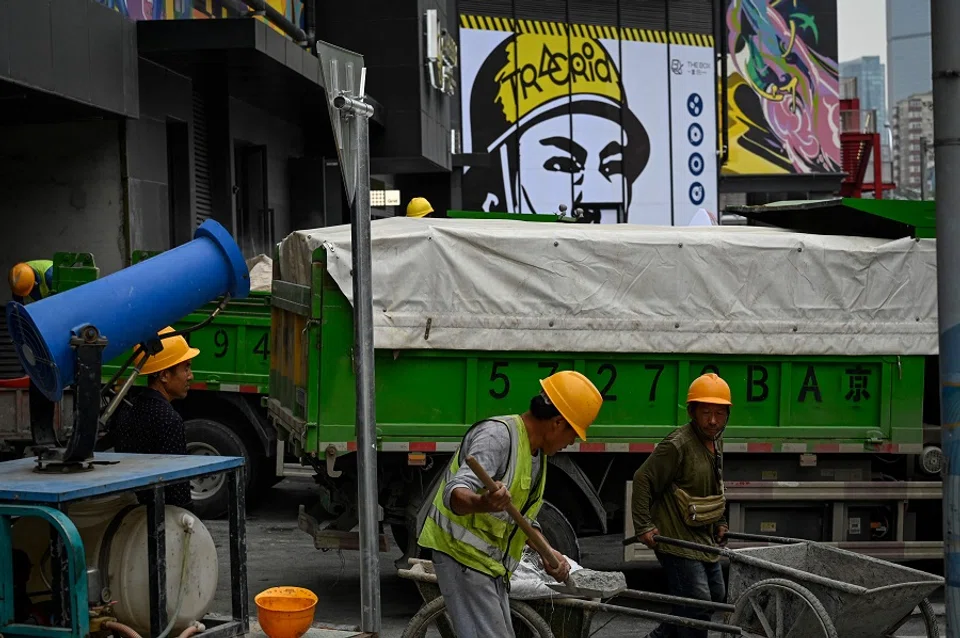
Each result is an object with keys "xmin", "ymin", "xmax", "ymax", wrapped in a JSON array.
[{"xmin": 0, "ymin": 453, "xmax": 248, "ymax": 638}]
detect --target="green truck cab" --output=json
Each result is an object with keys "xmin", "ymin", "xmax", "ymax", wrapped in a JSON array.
[{"xmin": 267, "ymin": 201, "xmax": 944, "ymax": 566}]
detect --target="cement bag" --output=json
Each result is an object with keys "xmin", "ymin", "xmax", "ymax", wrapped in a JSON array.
[
  {"xmin": 245, "ymin": 254, "xmax": 273, "ymax": 293},
  {"xmin": 509, "ymin": 547, "xmax": 583, "ymax": 600}
]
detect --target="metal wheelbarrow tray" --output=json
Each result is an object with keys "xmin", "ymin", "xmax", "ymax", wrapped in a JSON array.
[
  {"xmin": 727, "ymin": 540, "xmax": 943, "ymax": 638},
  {"xmin": 656, "ymin": 532, "xmax": 944, "ymax": 638}
]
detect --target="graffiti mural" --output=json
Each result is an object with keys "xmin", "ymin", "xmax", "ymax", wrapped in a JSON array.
[
  {"xmin": 460, "ymin": 16, "xmax": 718, "ymax": 226},
  {"xmin": 724, "ymin": 0, "xmax": 840, "ymax": 175},
  {"xmin": 96, "ymin": 0, "xmax": 303, "ymax": 35}
]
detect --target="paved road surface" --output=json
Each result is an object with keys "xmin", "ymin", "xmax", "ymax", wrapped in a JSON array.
[{"xmin": 205, "ymin": 476, "xmax": 943, "ymax": 637}]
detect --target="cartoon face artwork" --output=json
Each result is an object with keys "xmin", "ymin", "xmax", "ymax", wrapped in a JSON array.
[
  {"xmin": 462, "ymin": 33, "xmax": 651, "ymax": 216},
  {"xmin": 518, "ymin": 114, "xmax": 629, "ymax": 213}
]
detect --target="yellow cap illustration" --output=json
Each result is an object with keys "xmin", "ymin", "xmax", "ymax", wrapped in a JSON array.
[{"xmin": 493, "ymin": 34, "xmax": 624, "ymax": 126}]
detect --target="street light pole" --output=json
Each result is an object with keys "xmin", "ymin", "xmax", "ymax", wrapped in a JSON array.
[
  {"xmin": 333, "ymin": 87, "xmax": 380, "ymax": 636},
  {"xmin": 932, "ymin": 1, "xmax": 960, "ymax": 635}
]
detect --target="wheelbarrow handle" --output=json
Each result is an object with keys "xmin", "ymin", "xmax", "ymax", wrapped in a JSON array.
[
  {"xmin": 651, "ymin": 535, "xmax": 727, "ymax": 556},
  {"xmin": 724, "ymin": 531, "xmax": 810, "ymax": 545}
]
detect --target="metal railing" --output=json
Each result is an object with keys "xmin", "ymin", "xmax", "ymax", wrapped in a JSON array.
[{"xmin": 841, "ymin": 108, "xmax": 879, "ymax": 134}]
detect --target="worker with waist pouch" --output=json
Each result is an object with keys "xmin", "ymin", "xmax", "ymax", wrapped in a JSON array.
[
  {"xmin": 417, "ymin": 371, "xmax": 603, "ymax": 638},
  {"xmin": 631, "ymin": 373, "xmax": 731, "ymax": 638}
]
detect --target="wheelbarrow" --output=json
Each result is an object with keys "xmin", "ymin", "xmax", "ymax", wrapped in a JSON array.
[
  {"xmin": 648, "ymin": 532, "xmax": 944, "ymax": 638},
  {"xmin": 400, "ymin": 531, "xmax": 944, "ymax": 638}
]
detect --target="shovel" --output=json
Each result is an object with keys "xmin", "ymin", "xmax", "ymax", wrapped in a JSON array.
[
  {"xmin": 465, "ymin": 456, "xmax": 629, "ymax": 597},
  {"xmin": 464, "ymin": 455, "xmax": 561, "ymax": 570}
]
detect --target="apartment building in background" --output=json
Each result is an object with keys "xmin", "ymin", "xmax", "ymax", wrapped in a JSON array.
[{"xmin": 891, "ymin": 91, "xmax": 934, "ymax": 196}]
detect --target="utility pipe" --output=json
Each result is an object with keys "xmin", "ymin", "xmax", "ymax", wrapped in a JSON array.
[
  {"xmin": 932, "ymin": 1, "xmax": 960, "ymax": 635},
  {"xmin": 103, "ymin": 621, "xmax": 142, "ymax": 638},
  {"xmin": 235, "ymin": 0, "xmax": 307, "ymax": 43}
]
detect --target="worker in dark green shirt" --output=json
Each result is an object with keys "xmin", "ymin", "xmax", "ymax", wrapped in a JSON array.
[{"xmin": 631, "ymin": 373, "xmax": 731, "ymax": 638}]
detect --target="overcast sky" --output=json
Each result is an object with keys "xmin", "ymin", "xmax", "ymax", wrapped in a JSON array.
[{"xmin": 837, "ymin": 0, "xmax": 887, "ymax": 66}]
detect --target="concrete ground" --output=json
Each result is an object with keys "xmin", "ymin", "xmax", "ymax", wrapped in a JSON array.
[{"xmin": 205, "ymin": 476, "xmax": 944, "ymax": 637}]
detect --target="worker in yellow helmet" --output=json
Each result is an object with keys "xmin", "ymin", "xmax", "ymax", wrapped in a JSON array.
[
  {"xmin": 631, "ymin": 373, "xmax": 731, "ymax": 638},
  {"xmin": 113, "ymin": 327, "xmax": 200, "ymax": 509},
  {"xmin": 8, "ymin": 260, "xmax": 58, "ymax": 443},
  {"xmin": 8, "ymin": 260, "xmax": 54, "ymax": 304},
  {"xmin": 406, "ymin": 197, "xmax": 434, "ymax": 218},
  {"xmin": 418, "ymin": 370, "xmax": 603, "ymax": 638}
]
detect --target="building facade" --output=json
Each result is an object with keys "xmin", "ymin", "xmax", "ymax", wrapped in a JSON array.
[
  {"xmin": 0, "ymin": 0, "xmax": 845, "ymax": 282},
  {"xmin": 891, "ymin": 91, "xmax": 934, "ymax": 197},
  {"xmin": 886, "ymin": 0, "xmax": 931, "ymax": 110},
  {"xmin": 840, "ymin": 56, "xmax": 888, "ymax": 157}
]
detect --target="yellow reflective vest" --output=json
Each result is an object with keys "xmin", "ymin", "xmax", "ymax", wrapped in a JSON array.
[{"xmin": 418, "ymin": 414, "xmax": 546, "ymax": 579}]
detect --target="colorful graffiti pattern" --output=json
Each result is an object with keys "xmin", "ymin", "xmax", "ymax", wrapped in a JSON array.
[
  {"xmin": 724, "ymin": 0, "xmax": 840, "ymax": 175},
  {"xmin": 96, "ymin": 0, "xmax": 303, "ymax": 35}
]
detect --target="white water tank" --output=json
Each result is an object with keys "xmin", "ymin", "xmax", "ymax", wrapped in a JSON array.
[{"xmin": 12, "ymin": 495, "xmax": 219, "ymax": 634}]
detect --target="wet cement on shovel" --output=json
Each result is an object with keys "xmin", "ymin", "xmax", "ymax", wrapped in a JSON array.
[{"xmin": 549, "ymin": 569, "xmax": 628, "ymax": 598}]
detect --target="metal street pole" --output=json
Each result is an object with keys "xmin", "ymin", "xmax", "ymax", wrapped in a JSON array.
[
  {"xmin": 932, "ymin": 1, "xmax": 960, "ymax": 635},
  {"xmin": 334, "ymin": 82, "xmax": 379, "ymax": 635}
]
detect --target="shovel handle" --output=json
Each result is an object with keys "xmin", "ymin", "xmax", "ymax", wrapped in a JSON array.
[{"xmin": 465, "ymin": 455, "xmax": 560, "ymax": 570}]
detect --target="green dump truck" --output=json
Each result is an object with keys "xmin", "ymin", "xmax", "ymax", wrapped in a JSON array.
[
  {"xmin": 267, "ymin": 200, "xmax": 944, "ymax": 566},
  {"xmin": 0, "ymin": 200, "xmax": 945, "ymax": 566}
]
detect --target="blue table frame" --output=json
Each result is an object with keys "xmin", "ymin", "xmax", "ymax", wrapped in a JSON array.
[{"xmin": 0, "ymin": 453, "xmax": 248, "ymax": 638}]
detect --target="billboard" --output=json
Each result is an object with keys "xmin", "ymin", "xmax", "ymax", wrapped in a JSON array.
[
  {"xmin": 459, "ymin": 16, "xmax": 717, "ymax": 227},
  {"xmin": 723, "ymin": 0, "xmax": 840, "ymax": 175}
]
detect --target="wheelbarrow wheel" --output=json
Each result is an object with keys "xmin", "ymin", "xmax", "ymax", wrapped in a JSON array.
[
  {"xmin": 401, "ymin": 594, "xmax": 556, "ymax": 638},
  {"xmin": 728, "ymin": 578, "xmax": 838, "ymax": 638},
  {"xmin": 917, "ymin": 597, "xmax": 939, "ymax": 638}
]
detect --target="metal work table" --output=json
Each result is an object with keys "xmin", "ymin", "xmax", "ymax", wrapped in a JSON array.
[{"xmin": 0, "ymin": 452, "xmax": 247, "ymax": 638}]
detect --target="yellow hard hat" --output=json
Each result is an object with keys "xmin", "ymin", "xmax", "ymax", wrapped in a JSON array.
[
  {"xmin": 687, "ymin": 373, "xmax": 732, "ymax": 406},
  {"xmin": 406, "ymin": 197, "xmax": 434, "ymax": 218},
  {"xmin": 136, "ymin": 326, "xmax": 200, "ymax": 376},
  {"xmin": 539, "ymin": 371, "xmax": 603, "ymax": 441},
  {"xmin": 9, "ymin": 263, "xmax": 36, "ymax": 297}
]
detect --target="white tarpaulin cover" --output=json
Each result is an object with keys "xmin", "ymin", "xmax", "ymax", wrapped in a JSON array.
[{"xmin": 278, "ymin": 217, "xmax": 939, "ymax": 356}]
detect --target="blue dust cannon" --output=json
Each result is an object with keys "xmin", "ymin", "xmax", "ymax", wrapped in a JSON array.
[{"xmin": 5, "ymin": 220, "xmax": 250, "ymax": 403}]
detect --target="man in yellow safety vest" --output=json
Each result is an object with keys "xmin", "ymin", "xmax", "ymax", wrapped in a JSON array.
[{"xmin": 418, "ymin": 370, "xmax": 603, "ymax": 638}]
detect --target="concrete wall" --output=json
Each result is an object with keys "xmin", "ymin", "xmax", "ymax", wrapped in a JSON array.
[
  {"xmin": 229, "ymin": 96, "xmax": 304, "ymax": 251},
  {"xmin": 0, "ymin": 120, "xmax": 126, "ymax": 279},
  {"xmin": 125, "ymin": 59, "xmax": 194, "ymax": 255}
]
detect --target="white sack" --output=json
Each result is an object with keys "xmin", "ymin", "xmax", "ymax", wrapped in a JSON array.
[
  {"xmin": 509, "ymin": 547, "xmax": 583, "ymax": 600},
  {"xmin": 245, "ymin": 254, "xmax": 273, "ymax": 293},
  {"xmin": 278, "ymin": 217, "xmax": 939, "ymax": 357}
]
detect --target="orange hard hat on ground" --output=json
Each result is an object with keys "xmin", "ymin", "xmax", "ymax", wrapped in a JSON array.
[
  {"xmin": 9, "ymin": 263, "xmax": 35, "ymax": 297},
  {"xmin": 255, "ymin": 587, "xmax": 318, "ymax": 638},
  {"xmin": 687, "ymin": 373, "xmax": 732, "ymax": 406},
  {"xmin": 539, "ymin": 370, "xmax": 603, "ymax": 441},
  {"xmin": 136, "ymin": 326, "xmax": 200, "ymax": 375}
]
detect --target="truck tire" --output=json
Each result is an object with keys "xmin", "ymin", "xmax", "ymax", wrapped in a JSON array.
[
  {"xmin": 183, "ymin": 418, "xmax": 251, "ymax": 519},
  {"xmin": 537, "ymin": 501, "xmax": 581, "ymax": 563}
]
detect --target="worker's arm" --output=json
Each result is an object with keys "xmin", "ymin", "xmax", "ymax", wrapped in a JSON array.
[
  {"xmin": 445, "ymin": 421, "xmax": 512, "ymax": 516},
  {"xmin": 631, "ymin": 442, "xmax": 681, "ymax": 545}
]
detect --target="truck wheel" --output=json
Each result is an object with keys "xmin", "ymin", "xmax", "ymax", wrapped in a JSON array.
[
  {"xmin": 537, "ymin": 501, "xmax": 581, "ymax": 563},
  {"xmin": 183, "ymin": 418, "xmax": 251, "ymax": 519}
]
